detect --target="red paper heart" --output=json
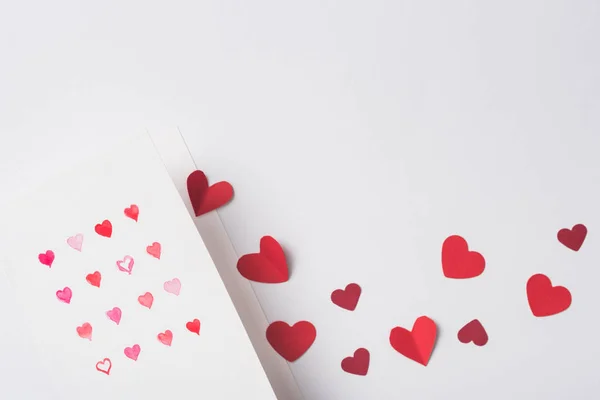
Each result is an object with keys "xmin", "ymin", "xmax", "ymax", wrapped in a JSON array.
[
  {"xmin": 76, "ymin": 322, "xmax": 93, "ymax": 341},
  {"xmin": 237, "ymin": 236, "xmax": 289, "ymax": 283},
  {"xmin": 187, "ymin": 170, "xmax": 234, "ymax": 217},
  {"xmin": 86, "ymin": 271, "xmax": 101, "ymax": 288},
  {"xmin": 95, "ymin": 358, "xmax": 112, "ymax": 375},
  {"xmin": 442, "ymin": 235, "xmax": 485, "ymax": 279},
  {"xmin": 266, "ymin": 321, "xmax": 316, "ymax": 362},
  {"xmin": 389, "ymin": 316, "xmax": 437, "ymax": 366},
  {"xmin": 341, "ymin": 348, "xmax": 370, "ymax": 376},
  {"xmin": 186, "ymin": 319, "xmax": 201, "ymax": 335},
  {"xmin": 38, "ymin": 250, "xmax": 55, "ymax": 267},
  {"xmin": 527, "ymin": 274, "xmax": 572, "ymax": 317},
  {"xmin": 457, "ymin": 319, "xmax": 488, "ymax": 346},
  {"xmin": 124, "ymin": 204, "xmax": 139, "ymax": 221},
  {"xmin": 557, "ymin": 224, "xmax": 587, "ymax": 251},
  {"xmin": 331, "ymin": 283, "xmax": 362, "ymax": 311},
  {"xmin": 146, "ymin": 242, "xmax": 161, "ymax": 259},
  {"xmin": 157, "ymin": 330, "xmax": 173, "ymax": 346},
  {"xmin": 95, "ymin": 220, "xmax": 112, "ymax": 238}
]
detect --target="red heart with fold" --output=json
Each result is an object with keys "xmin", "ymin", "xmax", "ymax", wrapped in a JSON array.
[
  {"xmin": 187, "ymin": 170, "xmax": 234, "ymax": 217},
  {"xmin": 389, "ymin": 316, "xmax": 437, "ymax": 366},
  {"xmin": 237, "ymin": 236, "xmax": 289, "ymax": 283},
  {"xmin": 266, "ymin": 321, "xmax": 316, "ymax": 362}
]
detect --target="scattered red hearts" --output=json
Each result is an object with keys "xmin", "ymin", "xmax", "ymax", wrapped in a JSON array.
[
  {"xmin": 146, "ymin": 242, "xmax": 161, "ymax": 259},
  {"xmin": 95, "ymin": 358, "xmax": 112, "ymax": 375},
  {"xmin": 38, "ymin": 250, "xmax": 55, "ymax": 267},
  {"xmin": 457, "ymin": 319, "xmax": 488, "ymax": 346},
  {"xmin": 266, "ymin": 321, "xmax": 316, "ymax": 362},
  {"xmin": 157, "ymin": 330, "xmax": 173, "ymax": 346},
  {"xmin": 186, "ymin": 319, "xmax": 201, "ymax": 335},
  {"xmin": 442, "ymin": 235, "xmax": 485, "ymax": 279},
  {"xmin": 331, "ymin": 283, "xmax": 362, "ymax": 311},
  {"xmin": 341, "ymin": 348, "xmax": 370, "ymax": 376},
  {"xmin": 187, "ymin": 170, "xmax": 234, "ymax": 217},
  {"xmin": 389, "ymin": 316, "xmax": 437, "ymax": 366},
  {"xmin": 527, "ymin": 274, "xmax": 572, "ymax": 317},
  {"xmin": 95, "ymin": 220, "xmax": 113, "ymax": 238},
  {"xmin": 86, "ymin": 271, "xmax": 101, "ymax": 288},
  {"xmin": 237, "ymin": 236, "xmax": 289, "ymax": 283},
  {"xmin": 124, "ymin": 204, "xmax": 139, "ymax": 222},
  {"xmin": 557, "ymin": 223, "xmax": 587, "ymax": 251}
]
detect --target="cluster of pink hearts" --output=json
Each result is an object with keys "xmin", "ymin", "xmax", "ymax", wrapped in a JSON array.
[
  {"xmin": 188, "ymin": 170, "xmax": 586, "ymax": 376},
  {"xmin": 38, "ymin": 204, "xmax": 201, "ymax": 376}
]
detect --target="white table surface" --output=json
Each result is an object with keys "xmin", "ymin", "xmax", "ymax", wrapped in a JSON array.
[{"xmin": 2, "ymin": 2, "xmax": 600, "ymax": 399}]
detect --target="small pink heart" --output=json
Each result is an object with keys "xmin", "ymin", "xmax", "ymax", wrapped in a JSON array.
[
  {"xmin": 124, "ymin": 344, "xmax": 141, "ymax": 361},
  {"xmin": 138, "ymin": 292, "xmax": 154, "ymax": 309},
  {"xmin": 164, "ymin": 278, "xmax": 181, "ymax": 296},
  {"xmin": 157, "ymin": 330, "xmax": 173, "ymax": 346},
  {"xmin": 146, "ymin": 242, "xmax": 161, "ymax": 259},
  {"xmin": 66, "ymin": 234, "xmax": 83, "ymax": 252},
  {"xmin": 56, "ymin": 287, "xmax": 72, "ymax": 304},
  {"xmin": 106, "ymin": 307, "xmax": 122, "ymax": 325},
  {"xmin": 38, "ymin": 250, "xmax": 55, "ymax": 267},
  {"xmin": 116, "ymin": 255, "xmax": 134, "ymax": 275}
]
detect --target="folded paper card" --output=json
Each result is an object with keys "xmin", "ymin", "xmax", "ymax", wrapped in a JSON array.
[{"xmin": 0, "ymin": 134, "xmax": 276, "ymax": 399}]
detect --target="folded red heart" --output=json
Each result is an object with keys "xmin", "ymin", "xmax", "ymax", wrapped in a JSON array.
[
  {"xmin": 187, "ymin": 170, "xmax": 234, "ymax": 217},
  {"xmin": 237, "ymin": 236, "xmax": 289, "ymax": 283},
  {"xmin": 389, "ymin": 316, "xmax": 437, "ymax": 366}
]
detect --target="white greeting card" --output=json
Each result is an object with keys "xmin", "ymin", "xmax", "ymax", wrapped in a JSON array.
[{"xmin": 0, "ymin": 134, "xmax": 276, "ymax": 399}]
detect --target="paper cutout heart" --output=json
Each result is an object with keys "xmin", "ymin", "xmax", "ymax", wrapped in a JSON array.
[
  {"xmin": 442, "ymin": 235, "xmax": 485, "ymax": 279},
  {"xmin": 457, "ymin": 319, "xmax": 488, "ymax": 346},
  {"xmin": 95, "ymin": 220, "xmax": 112, "ymax": 238},
  {"xmin": 124, "ymin": 344, "xmax": 141, "ymax": 361},
  {"xmin": 157, "ymin": 330, "xmax": 173, "ymax": 346},
  {"xmin": 38, "ymin": 250, "xmax": 55, "ymax": 267},
  {"xmin": 76, "ymin": 323, "xmax": 93, "ymax": 341},
  {"xmin": 341, "ymin": 348, "xmax": 370, "ymax": 376},
  {"xmin": 527, "ymin": 274, "xmax": 572, "ymax": 317},
  {"xmin": 164, "ymin": 278, "xmax": 181, "ymax": 296},
  {"xmin": 95, "ymin": 358, "xmax": 111, "ymax": 375},
  {"xmin": 106, "ymin": 307, "xmax": 122, "ymax": 325},
  {"xmin": 331, "ymin": 283, "xmax": 362, "ymax": 311},
  {"xmin": 187, "ymin": 170, "xmax": 234, "ymax": 216},
  {"xmin": 237, "ymin": 236, "xmax": 289, "ymax": 283},
  {"xmin": 557, "ymin": 224, "xmax": 587, "ymax": 251},
  {"xmin": 138, "ymin": 292, "xmax": 154, "ymax": 309},
  {"xmin": 86, "ymin": 271, "xmax": 101, "ymax": 288},
  {"xmin": 124, "ymin": 204, "xmax": 139, "ymax": 222},
  {"xmin": 146, "ymin": 242, "xmax": 161, "ymax": 259},
  {"xmin": 186, "ymin": 319, "xmax": 201, "ymax": 335},
  {"xmin": 389, "ymin": 316, "xmax": 437, "ymax": 366},
  {"xmin": 66, "ymin": 234, "xmax": 83, "ymax": 251},
  {"xmin": 56, "ymin": 287, "xmax": 72, "ymax": 304},
  {"xmin": 266, "ymin": 321, "xmax": 316, "ymax": 362},
  {"xmin": 116, "ymin": 255, "xmax": 134, "ymax": 275}
]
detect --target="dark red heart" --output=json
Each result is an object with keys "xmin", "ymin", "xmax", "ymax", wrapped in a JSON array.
[
  {"xmin": 331, "ymin": 283, "xmax": 362, "ymax": 311},
  {"xmin": 266, "ymin": 321, "xmax": 316, "ymax": 362},
  {"xmin": 527, "ymin": 273, "xmax": 571, "ymax": 317},
  {"xmin": 442, "ymin": 235, "xmax": 485, "ymax": 279},
  {"xmin": 187, "ymin": 170, "xmax": 234, "ymax": 217},
  {"xmin": 341, "ymin": 348, "xmax": 370, "ymax": 376},
  {"xmin": 457, "ymin": 319, "xmax": 488, "ymax": 346},
  {"xmin": 389, "ymin": 316, "xmax": 437, "ymax": 366},
  {"xmin": 557, "ymin": 224, "xmax": 587, "ymax": 251},
  {"xmin": 237, "ymin": 236, "xmax": 289, "ymax": 283},
  {"xmin": 94, "ymin": 220, "xmax": 112, "ymax": 238}
]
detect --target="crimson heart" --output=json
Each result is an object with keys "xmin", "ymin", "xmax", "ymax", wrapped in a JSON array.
[
  {"xmin": 95, "ymin": 220, "xmax": 112, "ymax": 238},
  {"xmin": 457, "ymin": 319, "xmax": 488, "ymax": 346},
  {"xmin": 442, "ymin": 235, "xmax": 485, "ymax": 279},
  {"xmin": 331, "ymin": 283, "xmax": 362, "ymax": 311},
  {"xmin": 266, "ymin": 321, "xmax": 316, "ymax": 362},
  {"xmin": 389, "ymin": 316, "xmax": 437, "ymax": 366},
  {"xmin": 527, "ymin": 274, "xmax": 571, "ymax": 317},
  {"xmin": 186, "ymin": 319, "xmax": 201, "ymax": 335},
  {"xmin": 341, "ymin": 348, "xmax": 370, "ymax": 376},
  {"xmin": 237, "ymin": 236, "xmax": 289, "ymax": 283},
  {"xmin": 557, "ymin": 224, "xmax": 587, "ymax": 251},
  {"xmin": 187, "ymin": 170, "xmax": 234, "ymax": 217},
  {"xmin": 86, "ymin": 271, "xmax": 101, "ymax": 288}
]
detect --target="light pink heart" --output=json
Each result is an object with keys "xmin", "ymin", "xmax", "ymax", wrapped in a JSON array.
[
  {"xmin": 116, "ymin": 255, "xmax": 134, "ymax": 275},
  {"xmin": 124, "ymin": 344, "xmax": 141, "ymax": 361},
  {"xmin": 56, "ymin": 287, "xmax": 72, "ymax": 304},
  {"xmin": 106, "ymin": 307, "xmax": 122, "ymax": 325},
  {"xmin": 164, "ymin": 278, "xmax": 181, "ymax": 296},
  {"xmin": 66, "ymin": 233, "xmax": 83, "ymax": 252}
]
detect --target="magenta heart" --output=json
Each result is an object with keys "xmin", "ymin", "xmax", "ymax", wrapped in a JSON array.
[
  {"xmin": 56, "ymin": 287, "xmax": 72, "ymax": 304},
  {"xmin": 106, "ymin": 307, "xmax": 122, "ymax": 325}
]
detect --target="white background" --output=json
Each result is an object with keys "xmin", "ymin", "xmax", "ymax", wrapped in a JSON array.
[{"xmin": 1, "ymin": 1, "xmax": 600, "ymax": 399}]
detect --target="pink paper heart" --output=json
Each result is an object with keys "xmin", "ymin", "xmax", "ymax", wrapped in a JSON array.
[
  {"xmin": 66, "ymin": 234, "xmax": 83, "ymax": 252},
  {"xmin": 106, "ymin": 307, "xmax": 122, "ymax": 325},
  {"xmin": 56, "ymin": 287, "xmax": 72, "ymax": 304},
  {"xmin": 116, "ymin": 255, "xmax": 134, "ymax": 275},
  {"xmin": 124, "ymin": 344, "xmax": 141, "ymax": 361},
  {"xmin": 164, "ymin": 278, "xmax": 181, "ymax": 296}
]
